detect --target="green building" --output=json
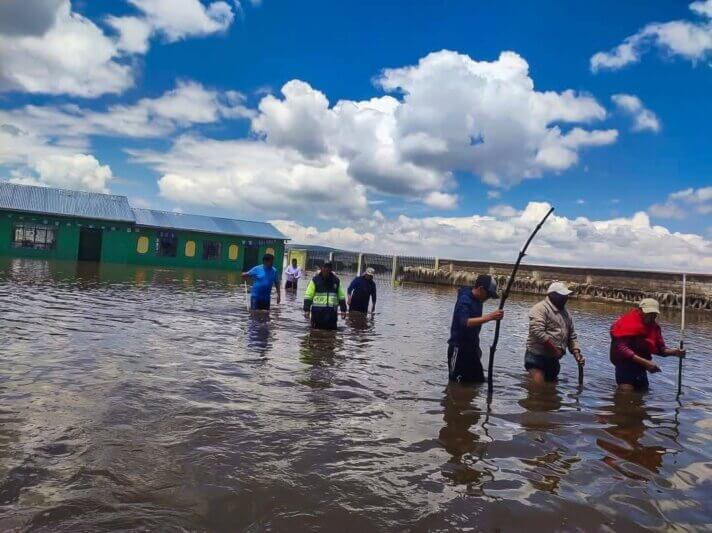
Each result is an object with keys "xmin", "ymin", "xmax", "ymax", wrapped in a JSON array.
[{"xmin": 0, "ymin": 182, "xmax": 287, "ymax": 271}]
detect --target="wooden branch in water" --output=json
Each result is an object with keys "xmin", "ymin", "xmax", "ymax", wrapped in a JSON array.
[{"xmin": 487, "ymin": 207, "xmax": 555, "ymax": 393}]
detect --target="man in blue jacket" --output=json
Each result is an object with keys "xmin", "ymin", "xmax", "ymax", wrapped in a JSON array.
[
  {"xmin": 447, "ymin": 274, "xmax": 503, "ymax": 383},
  {"xmin": 347, "ymin": 267, "xmax": 377, "ymax": 314}
]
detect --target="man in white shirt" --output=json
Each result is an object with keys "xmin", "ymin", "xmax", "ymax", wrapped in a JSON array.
[{"xmin": 284, "ymin": 258, "xmax": 302, "ymax": 292}]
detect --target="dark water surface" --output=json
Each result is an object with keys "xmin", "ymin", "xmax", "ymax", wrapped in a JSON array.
[{"xmin": 0, "ymin": 259, "xmax": 710, "ymax": 531}]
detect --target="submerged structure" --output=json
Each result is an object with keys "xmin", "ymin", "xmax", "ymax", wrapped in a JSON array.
[{"xmin": 0, "ymin": 182, "xmax": 286, "ymax": 271}]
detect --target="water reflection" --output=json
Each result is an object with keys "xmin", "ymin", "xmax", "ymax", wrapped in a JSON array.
[
  {"xmin": 596, "ymin": 391, "xmax": 667, "ymax": 480},
  {"xmin": 246, "ymin": 313, "xmax": 273, "ymax": 356},
  {"xmin": 438, "ymin": 384, "xmax": 493, "ymax": 490}
]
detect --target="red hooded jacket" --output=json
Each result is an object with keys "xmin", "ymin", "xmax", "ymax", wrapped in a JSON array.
[{"xmin": 609, "ymin": 309, "xmax": 666, "ymax": 365}]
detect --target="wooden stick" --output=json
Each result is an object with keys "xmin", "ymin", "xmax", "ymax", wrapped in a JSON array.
[
  {"xmin": 677, "ymin": 273, "xmax": 686, "ymax": 396},
  {"xmin": 487, "ymin": 207, "xmax": 555, "ymax": 393}
]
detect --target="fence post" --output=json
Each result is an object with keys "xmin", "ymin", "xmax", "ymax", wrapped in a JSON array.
[
  {"xmin": 328, "ymin": 251, "xmax": 334, "ymax": 264},
  {"xmin": 357, "ymin": 253, "xmax": 363, "ymax": 275},
  {"xmin": 434, "ymin": 257, "xmax": 440, "ymax": 271},
  {"xmin": 391, "ymin": 255, "xmax": 398, "ymax": 285}
]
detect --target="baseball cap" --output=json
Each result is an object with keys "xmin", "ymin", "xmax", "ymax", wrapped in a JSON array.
[
  {"xmin": 639, "ymin": 298, "xmax": 660, "ymax": 314},
  {"xmin": 547, "ymin": 281, "xmax": 573, "ymax": 296},
  {"xmin": 475, "ymin": 274, "xmax": 498, "ymax": 298},
  {"xmin": 364, "ymin": 267, "xmax": 375, "ymax": 276}
]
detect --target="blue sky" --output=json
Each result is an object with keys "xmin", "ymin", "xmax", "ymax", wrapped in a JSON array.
[{"xmin": 0, "ymin": 0, "xmax": 710, "ymax": 270}]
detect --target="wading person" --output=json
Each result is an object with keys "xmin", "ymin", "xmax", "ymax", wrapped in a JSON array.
[
  {"xmin": 610, "ymin": 298, "xmax": 685, "ymax": 392},
  {"xmin": 447, "ymin": 274, "xmax": 503, "ymax": 384},
  {"xmin": 525, "ymin": 282, "xmax": 585, "ymax": 384},
  {"xmin": 284, "ymin": 257, "xmax": 302, "ymax": 292},
  {"xmin": 347, "ymin": 267, "xmax": 377, "ymax": 314},
  {"xmin": 242, "ymin": 253, "xmax": 280, "ymax": 310},
  {"xmin": 303, "ymin": 261, "xmax": 347, "ymax": 330}
]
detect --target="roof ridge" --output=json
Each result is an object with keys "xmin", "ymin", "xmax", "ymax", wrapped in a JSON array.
[
  {"xmin": 131, "ymin": 207, "xmax": 273, "ymax": 225},
  {"xmin": 0, "ymin": 180, "xmax": 128, "ymax": 201}
]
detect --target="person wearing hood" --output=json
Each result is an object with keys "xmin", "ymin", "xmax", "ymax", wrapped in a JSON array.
[
  {"xmin": 525, "ymin": 282, "xmax": 585, "ymax": 384},
  {"xmin": 447, "ymin": 275, "xmax": 504, "ymax": 384},
  {"xmin": 610, "ymin": 298, "xmax": 685, "ymax": 391}
]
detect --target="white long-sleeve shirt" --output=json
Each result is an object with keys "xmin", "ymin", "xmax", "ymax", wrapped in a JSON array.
[{"xmin": 285, "ymin": 265, "xmax": 302, "ymax": 282}]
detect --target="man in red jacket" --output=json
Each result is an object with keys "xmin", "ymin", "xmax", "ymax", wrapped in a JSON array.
[{"xmin": 610, "ymin": 298, "xmax": 685, "ymax": 391}]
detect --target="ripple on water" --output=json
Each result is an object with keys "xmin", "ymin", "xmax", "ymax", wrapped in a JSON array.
[{"xmin": 0, "ymin": 258, "xmax": 710, "ymax": 530}]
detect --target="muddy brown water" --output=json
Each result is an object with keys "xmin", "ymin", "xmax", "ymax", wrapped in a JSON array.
[{"xmin": 0, "ymin": 259, "xmax": 710, "ymax": 531}]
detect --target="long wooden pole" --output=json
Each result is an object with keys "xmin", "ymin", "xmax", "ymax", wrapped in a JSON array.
[
  {"xmin": 677, "ymin": 273, "xmax": 686, "ymax": 396},
  {"xmin": 487, "ymin": 207, "xmax": 555, "ymax": 393}
]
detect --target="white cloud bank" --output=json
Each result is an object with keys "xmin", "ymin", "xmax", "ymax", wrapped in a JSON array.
[
  {"xmin": 129, "ymin": 50, "xmax": 617, "ymax": 217},
  {"xmin": 649, "ymin": 186, "xmax": 712, "ymax": 219},
  {"xmin": 272, "ymin": 202, "xmax": 712, "ymax": 273},
  {"xmin": 611, "ymin": 94, "xmax": 661, "ymax": 132},
  {"xmin": 591, "ymin": 0, "xmax": 712, "ymax": 72},
  {"xmin": 0, "ymin": 0, "xmax": 239, "ymax": 97}
]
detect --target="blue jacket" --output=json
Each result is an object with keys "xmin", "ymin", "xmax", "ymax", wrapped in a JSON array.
[{"xmin": 448, "ymin": 287, "xmax": 484, "ymax": 350}]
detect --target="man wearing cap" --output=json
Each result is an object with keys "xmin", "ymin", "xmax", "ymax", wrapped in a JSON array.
[
  {"xmin": 609, "ymin": 298, "xmax": 685, "ymax": 391},
  {"xmin": 347, "ymin": 268, "xmax": 377, "ymax": 314},
  {"xmin": 447, "ymin": 274, "xmax": 504, "ymax": 384},
  {"xmin": 525, "ymin": 282, "xmax": 585, "ymax": 384},
  {"xmin": 303, "ymin": 261, "xmax": 348, "ymax": 330}
]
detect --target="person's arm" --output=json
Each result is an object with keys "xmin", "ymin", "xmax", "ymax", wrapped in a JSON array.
[
  {"xmin": 338, "ymin": 282, "xmax": 348, "ymax": 315},
  {"xmin": 466, "ymin": 311, "xmax": 503, "ymax": 327},
  {"xmin": 614, "ymin": 337, "xmax": 660, "ymax": 372},
  {"xmin": 567, "ymin": 318, "xmax": 584, "ymax": 365},
  {"xmin": 655, "ymin": 329, "xmax": 685, "ymax": 358},
  {"xmin": 303, "ymin": 280, "xmax": 316, "ymax": 315},
  {"xmin": 529, "ymin": 309, "xmax": 561, "ymax": 357},
  {"xmin": 242, "ymin": 266, "xmax": 257, "ymax": 280},
  {"xmin": 454, "ymin": 298, "xmax": 502, "ymax": 329},
  {"xmin": 274, "ymin": 276, "xmax": 281, "ymax": 303},
  {"xmin": 370, "ymin": 282, "xmax": 377, "ymax": 312},
  {"xmin": 347, "ymin": 278, "xmax": 357, "ymax": 296}
]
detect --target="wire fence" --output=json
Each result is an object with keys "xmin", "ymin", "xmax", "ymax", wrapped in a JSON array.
[{"xmin": 286, "ymin": 246, "xmax": 712, "ymax": 310}]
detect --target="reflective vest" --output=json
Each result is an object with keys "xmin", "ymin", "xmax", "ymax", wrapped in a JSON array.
[{"xmin": 303, "ymin": 273, "xmax": 347, "ymax": 329}]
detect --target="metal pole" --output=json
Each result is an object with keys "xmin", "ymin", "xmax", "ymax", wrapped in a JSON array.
[
  {"xmin": 434, "ymin": 257, "xmax": 440, "ymax": 270},
  {"xmin": 391, "ymin": 255, "xmax": 398, "ymax": 285},
  {"xmin": 357, "ymin": 253, "xmax": 363, "ymax": 275},
  {"xmin": 677, "ymin": 273, "xmax": 686, "ymax": 396}
]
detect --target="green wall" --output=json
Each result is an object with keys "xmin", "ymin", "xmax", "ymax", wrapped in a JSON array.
[{"xmin": 0, "ymin": 211, "xmax": 285, "ymax": 273}]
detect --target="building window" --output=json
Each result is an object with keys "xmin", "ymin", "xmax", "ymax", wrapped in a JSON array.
[
  {"xmin": 185, "ymin": 240, "xmax": 196, "ymax": 258},
  {"xmin": 202, "ymin": 240, "xmax": 222, "ymax": 260},
  {"xmin": 156, "ymin": 230, "xmax": 177, "ymax": 257},
  {"xmin": 12, "ymin": 223, "xmax": 57, "ymax": 250},
  {"xmin": 228, "ymin": 244, "xmax": 239, "ymax": 261},
  {"xmin": 137, "ymin": 236, "xmax": 149, "ymax": 254}
]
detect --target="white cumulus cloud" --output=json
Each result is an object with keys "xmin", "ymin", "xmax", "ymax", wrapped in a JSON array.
[
  {"xmin": 649, "ymin": 186, "xmax": 712, "ymax": 219},
  {"xmin": 0, "ymin": 0, "xmax": 240, "ymax": 97},
  {"xmin": 10, "ymin": 153, "xmax": 113, "ymax": 192},
  {"xmin": 0, "ymin": 81, "xmax": 252, "ymax": 141},
  {"xmin": 612, "ymin": 94, "xmax": 661, "ymax": 132},
  {"xmin": 591, "ymin": 0, "xmax": 712, "ymax": 72}
]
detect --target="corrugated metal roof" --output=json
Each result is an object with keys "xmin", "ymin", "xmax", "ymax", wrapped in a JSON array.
[
  {"xmin": 132, "ymin": 208, "xmax": 286, "ymax": 240},
  {"xmin": 0, "ymin": 182, "xmax": 135, "ymax": 222}
]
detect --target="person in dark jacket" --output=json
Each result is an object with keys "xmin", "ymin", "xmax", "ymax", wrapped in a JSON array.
[
  {"xmin": 347, "ymin": 267, "xmax": 377, "ymax": 314},
  {"xmin": 447, "ymin": 274, "xmax": 504, "ymax": 383},
  {"xmin": 303, "ymin": 262, "xmax": 347, "ymax": 330},
  {"xmin": 610, "ymin": 298, "xmax": 685, "ymax": 391}
]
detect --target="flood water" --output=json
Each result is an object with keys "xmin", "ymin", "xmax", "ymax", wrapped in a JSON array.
[{"xmin": 0, "ymin": 258, "xmax": 710, "ymax": 531}]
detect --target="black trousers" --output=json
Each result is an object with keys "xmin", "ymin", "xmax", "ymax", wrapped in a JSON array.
[{"xmin": 447, "ymin": 344, "xmax": 485, "ymax": 383}]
